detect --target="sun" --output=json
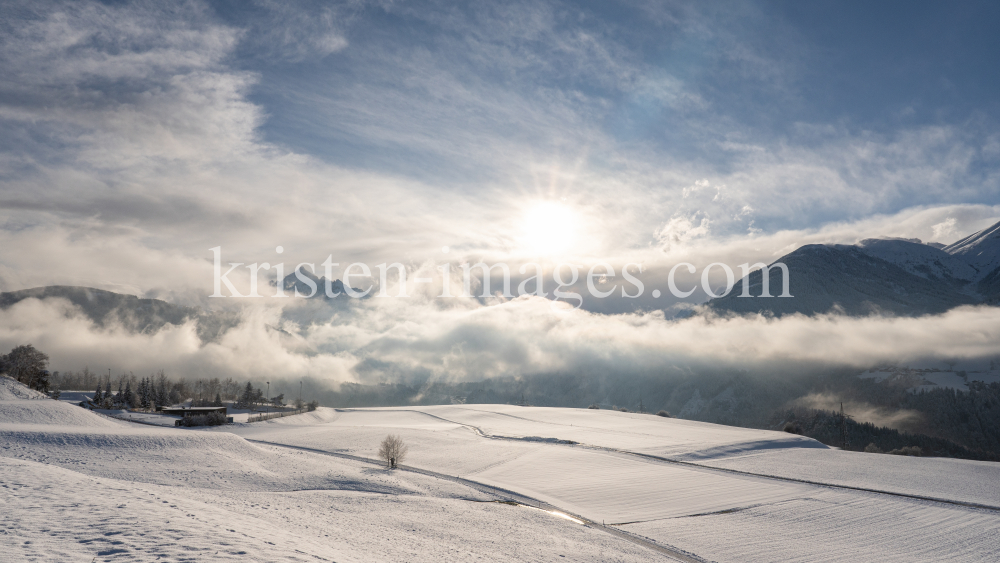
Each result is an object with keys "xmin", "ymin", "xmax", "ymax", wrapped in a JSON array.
[{"xmin": 520, "ymin": 201, "xmax": 580, "ymax": 258}]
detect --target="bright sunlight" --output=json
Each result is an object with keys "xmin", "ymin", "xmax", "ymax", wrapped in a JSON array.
[{"xmin": 520, "ymin": 201, "xmax": 580, "ymax": 257}]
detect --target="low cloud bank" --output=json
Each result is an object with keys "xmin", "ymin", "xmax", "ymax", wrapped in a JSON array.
[{"xmin": 2, "ymin": 294, "xmax": 998, "ymax": 387}]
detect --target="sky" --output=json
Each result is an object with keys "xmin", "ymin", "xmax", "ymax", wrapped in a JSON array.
[{"xmin": 1, "ymin": 0, "xmax": 999, "ymax": 384}]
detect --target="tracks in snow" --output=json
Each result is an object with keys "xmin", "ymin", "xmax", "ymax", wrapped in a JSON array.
[
  {"xmin": 247, "ymin": 438, "xmax": 706, "ymax": 563},
  {"xmin": 392, "ymin": 408, "xmax": 1000, "ymax": 515}
]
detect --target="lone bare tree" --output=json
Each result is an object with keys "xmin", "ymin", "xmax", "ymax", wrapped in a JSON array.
[{"xmin": 378, "ymin": 434, "xmax": 408, "ymax": 468}]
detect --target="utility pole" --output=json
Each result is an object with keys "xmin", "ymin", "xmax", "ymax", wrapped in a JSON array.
[
  {"xmin": 299, "ymin": 380, "xmax": 302, "ymax": 405},
  {"xmin": 840, "ymin": 402, "xmax": 849, "ymax": 451},
  {"xmin": 266, "ymin": 381, "xmax": 270, "ymax": 414}
]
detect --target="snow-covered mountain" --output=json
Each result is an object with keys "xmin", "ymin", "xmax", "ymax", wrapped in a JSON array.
[
  {"xmin": 708, "ymin": 243, "xmax": 980, "ymax": 317},
  {"xmin": 709, "ymin": 219, "xmax": 1000, "ymax": 317},
  {"xmin": 0, "ymin": 273, "xmax": 362, "ymax": 342},
  {"xmin": 272, "ymin": 267, "xmax": 359, "ymax": 299},
  {"xmin": 856, "ymin": 238, "xmax": 978, "ymax": 284},
  {"xmin": 944, "ymin": 220, "xmax": 1000, "ymax": 280},
  {"xmin": 0, "ymin": 286, "xmax": 240, "ymax": 342}
]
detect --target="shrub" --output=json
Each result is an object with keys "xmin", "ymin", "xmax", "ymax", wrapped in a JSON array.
[
  {"xmin": 619, "ymin": 408, "xmax": 629, "ymax": 412},
  {"xmin": 587, "ymin": 404, "xmax": 600, "ymax": 409},
  {"xmin": 864, "ymin": 443, "xmax": 883, "ymax": 453},
  {"xmin": 888, "ymin": 445, "xmax": 922, "ymax": 457},
  {"xmin": 307, "ymin": 400, "xmax": 319, "ymax": 412},
  {"xmin": 783, "ymin": 422, "xmax": 802, "ymax": 435},
  {"xmin": 656, "ymin": 410, "xmax": 670, "ymax": 417},
  {"xmin": 178, "ymin": 412, "xmax": 228, "ymax": 427}
]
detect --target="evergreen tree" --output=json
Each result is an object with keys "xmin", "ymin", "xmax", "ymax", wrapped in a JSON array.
[
  {"xmin": 136, "ymin": 378, "xmax": 146, "ymax": 409},
  {"xmin": 213, "ymin": 393, "xmax": 223, "ymax": 407},
  {"xmin": 238, "ymin": 382, "xmax": 255, "ymax": 410},
  {"xmin": 123, "ymin": 381, "xmax": 135, "ymax": 409},
  {"xmin": 155, "ymin": 374, "xmax": 168, "ymax": 407},
  {"xmin": 144, "ymin": 378, "xmax": 154, "ymax": 409},
  {"xmin": 93, "ymin": 384, "xmax": 103, "ymax": 405}
]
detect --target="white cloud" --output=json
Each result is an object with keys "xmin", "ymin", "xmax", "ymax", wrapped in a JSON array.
[
  {"xmin": 1, "ymin": 0, "xmax": 999, "ymax": 386},
  {"xmin": 932, "ymin": 217, "xmax": 958, "ymax": 241},
  {"xmin": 7, "ymin": 290, "xmax": 1000, "ymax": 386}
]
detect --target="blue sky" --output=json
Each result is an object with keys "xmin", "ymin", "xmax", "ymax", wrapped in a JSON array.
[{"xmin": 240, "ymin": 3, "xmax": 999, "ymax": 162}]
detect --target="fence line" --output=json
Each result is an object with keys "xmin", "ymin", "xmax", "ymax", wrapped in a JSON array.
[{"xmin": 247, "ymin": 408, "xmax": 308, "ymax": 423}]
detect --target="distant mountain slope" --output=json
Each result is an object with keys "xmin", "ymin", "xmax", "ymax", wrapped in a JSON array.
[
  {"xmin": 943, "ymin": 219, "xmax": 1000, "ymax": 279},
  {"xmin": 976, "ymin": 266, "xmax": 1000, "ymax": 305},
  {"xmin": 273, "ymin": 267, "xmax": 359, "ymax": 298},
  {"xmin": 707, "ymin": 244, "xmax": 980, "ymax": 317},
  {"xmin": 856, "ymin": 238, "xmax": 977, "ymax": 285},
  {"xmin": 0, "ymin": 286, "xmax": 238, "ymax": 342}
]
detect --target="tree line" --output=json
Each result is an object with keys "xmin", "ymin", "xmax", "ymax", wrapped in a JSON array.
[
  {"xmin": 68, "ymin": 370, "xmax": 308, "ymax": 412},
  {"xmin": 0, "ymin": 343, "xmax": 316, "ymax": 412}
]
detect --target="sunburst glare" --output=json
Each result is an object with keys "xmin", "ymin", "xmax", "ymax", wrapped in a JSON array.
[{"xmin": 520, "ymin": 201, "xmax": 580, "ymax": 258}]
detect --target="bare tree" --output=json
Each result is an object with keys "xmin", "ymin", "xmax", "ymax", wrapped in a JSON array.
[
  {"xmin": 222, "ymin": 377, "xmax": 239, "ymax": 401},
  {"xmin": 378, "ymin": 434, "xmax": 408, "ymax": 468}
]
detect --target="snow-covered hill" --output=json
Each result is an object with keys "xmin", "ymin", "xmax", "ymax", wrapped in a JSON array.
[
  {"xmin": 3, "ymin": 377, "xmax": 999, "ymax": 562},
  {"xmin": 0, "ymin": 378, "xmax": 665, "ymax": 562},
  {"xmin": 0, "ymin": 374, "xmax": 51, "ymax": 400},
  {"xmin": 229, "ymin": 404, "xmax": 1000, "ymax": 562}
]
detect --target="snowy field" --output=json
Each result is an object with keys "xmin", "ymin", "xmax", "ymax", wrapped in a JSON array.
[{"xmin": 3, "ymin": 377, "xmax": 1000, "ymax": 562}]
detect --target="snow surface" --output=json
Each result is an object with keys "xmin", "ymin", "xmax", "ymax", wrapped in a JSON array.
[
  {"xmin": 0, "ymin": 375, "xmax": 49, "ymax": 400},
  {"xmin": 3, "ymin": 374, "xmax": 999, "ymax": 562},
  {"xmin": 0, "ymin": 379, "xmax": 666, "ymax": 562},
  {"xmin": 228, "ymin": 405, "xmax": 1000, "ymax": 561},
  {"xmin": 622, "ymin": 488, "xmax": 1000, "ymax": 563},
  {"xmin": 699, "ymin": 447, "xmax": 1000, "ymax": 505}
]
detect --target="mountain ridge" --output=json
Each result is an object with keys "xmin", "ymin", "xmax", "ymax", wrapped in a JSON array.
[{"xmin": 708, "ymin": 219, "xmax": 1000, "ymax": 317}]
